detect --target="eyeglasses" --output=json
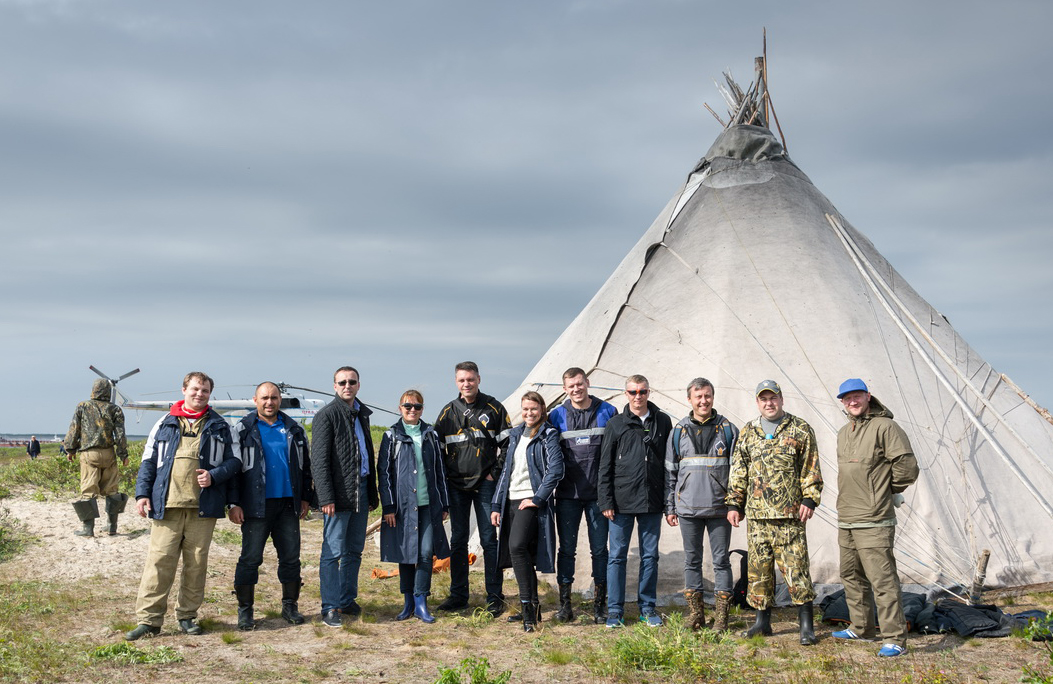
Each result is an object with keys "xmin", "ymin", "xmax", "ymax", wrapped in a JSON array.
[
  {"xmin": 336, "ymin": 379, "xmax": 359, "ymax": 387},
  {"xmin": 401, "ymin": 403, "xmax": 424, "ymax": 411},
  {"xmin": 626, "ymin": 389, "xmax": 650, "ymax": 396}
]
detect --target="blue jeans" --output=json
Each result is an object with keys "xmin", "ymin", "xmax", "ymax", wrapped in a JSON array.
[
  {"xmin": 399, "ymin": 505, "xmax": 436, "ymax": 597},
  {"xmin": 607, "ymin": 512, "xmax": 661, "ymax": 617},
  {"xmin": 234, "ymin": 497, "xmax": 302, "ymax": 586},
  {"xmin": 447, "ymin": 478, "xmax": 502, "ymax": 604},
  {"xmin": 319, "ymin": 483, "xmax": 370, "ymax": 612},
  {"xmin": 555, "ymin": 498, "xmax": 609, "ymax": 586},
  {"xmin": 678, "ymin": 516, "xmax": 732, "ymax": 593}
]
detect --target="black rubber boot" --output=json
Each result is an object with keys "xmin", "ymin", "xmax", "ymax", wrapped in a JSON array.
[
  {"xmin": 281, "ymin": 582, "xmax": 305, "ymax": 625},
  {"xmin": 593, "ymin": 582, "xmax": 608, "ymax": 624},
  {"xmin": 798, "ymin": 602, "xmax": 817, "ymax": 645},
  {"xmin": 743, "ymin": 608, "xmax": 773, "ymax": 637},
  {"xmin": 104, "ymin": 493, "xmax": 128, "ymax": 536},
  {"xmin": 72, "ymin": 499, "xmax": 99, "ymax": 537},
  {"xmin": 555, "ymin": 583, "xmax": 574, "ymax": 623},
  {"xmin": 521, "ymin": 601, "xmax": 537, "ymax": 633},
  {"xmin": 234, "ymin": 585, "xmax": 255, "ymax": 631}
]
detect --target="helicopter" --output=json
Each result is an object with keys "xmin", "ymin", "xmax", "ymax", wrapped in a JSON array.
[{"xmin": 87, "ymin": 366, "xmax": 332, "ymax": 425}]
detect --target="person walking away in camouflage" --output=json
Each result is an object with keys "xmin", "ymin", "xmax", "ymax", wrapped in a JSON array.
[
  {"xmin": 726, "ymin": 380, "xmax": 823, "ymax": 645},
  {"xmin": 832, "ymin": 379, "xmax": 919, "ymax": 658},
  {"xmin": 665, "ymin": 378, "xmax": 739, "ymax": 631},
  {"xmin": 63, "ymin": 378, "xmax": 129, "ymax": 537}
]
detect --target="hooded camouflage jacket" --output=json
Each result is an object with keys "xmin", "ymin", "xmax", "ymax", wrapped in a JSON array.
[
  {"xmin": 836, "ymin": 395, "xmax": 918, "ymax": 526},
  {"xmin": 63, "ymin": 379, "xmax": 128, "ymax": 460},
  {"xmin": 726, "ymin": 412, "xmax": 822, "ymax": 520}
]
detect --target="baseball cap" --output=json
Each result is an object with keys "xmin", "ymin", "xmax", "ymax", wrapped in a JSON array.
[
  {"xmin": 755, "ymin": 380, "xmax": 782, "ymax": 397},
  {"xmin": 837, "ymin": 378, "xmax": 869, "ymax": 399}
]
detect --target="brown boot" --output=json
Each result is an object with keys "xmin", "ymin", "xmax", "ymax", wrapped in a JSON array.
[
  {"xmin": 713, "ymin": 591, "xmax": 731, "ymax": 632},
  {"xmin": 684, "ymin": 589, "xmax": 706, "ymax": 631}
]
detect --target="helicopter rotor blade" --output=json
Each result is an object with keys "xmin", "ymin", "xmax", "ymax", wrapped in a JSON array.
[
  {"xmin": 116, "ymin": 368, "xmax": 141, "ymax": 382},
  {"xmin": 88, "ymin": 365, "xmax": 109, "ymax": 380}
]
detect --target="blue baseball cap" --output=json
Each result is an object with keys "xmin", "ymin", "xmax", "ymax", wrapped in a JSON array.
[{"xmin": 837, "ymin": 378, "xmax": 869, "ymax": 399}]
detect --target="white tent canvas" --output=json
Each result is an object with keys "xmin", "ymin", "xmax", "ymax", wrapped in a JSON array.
[{"xmin": 506, "ymin": 118, "xmax": 1053, "ymax": 600}]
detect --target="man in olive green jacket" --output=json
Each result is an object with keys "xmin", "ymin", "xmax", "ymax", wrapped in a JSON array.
[{"xmin": 832, "ymin": 379, "xmax": 919, "ymax": 658}]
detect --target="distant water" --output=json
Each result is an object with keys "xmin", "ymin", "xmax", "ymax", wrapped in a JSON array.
[{"xmin": 1, "ymin": 432, "xmax": 149, "ymax": 442}]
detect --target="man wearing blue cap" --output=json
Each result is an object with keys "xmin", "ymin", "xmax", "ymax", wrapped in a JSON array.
[{"xmin": 832, "ymin": 379, "xmax": 918, "ymax": 658}]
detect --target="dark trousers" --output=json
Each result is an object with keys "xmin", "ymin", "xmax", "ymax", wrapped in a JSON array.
[
  {"xmin": 399, "ymin": 505, "xmax": 437, "ymax": 597},
  {"xmin": 234, "ymin": 497, "xmax": 302, "ymax": 586},
  {"xmin": 555, "ymin": 498, "xmax": 609, "ymax": 586},
  {"xmin": 507, "ymin": 501, "xmax": 540, "ymax": 603},
  {"xmin": 447, "ymin": 478, "xmax": 502, "ymax": 604}
]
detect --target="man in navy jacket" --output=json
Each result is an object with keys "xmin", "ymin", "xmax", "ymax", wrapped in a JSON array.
[
  {"xmin": 125, "ymin": 372, "xmax": 240, "ymax": 640},
  {"xmin": 228, "ymin": 382, "xmax": 314, "ymax": 631}
]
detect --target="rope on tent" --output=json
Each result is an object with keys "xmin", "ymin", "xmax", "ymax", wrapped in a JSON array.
[{"xmin": 827, "ymin": 213, "xmax": 1053, "ymax": 518}]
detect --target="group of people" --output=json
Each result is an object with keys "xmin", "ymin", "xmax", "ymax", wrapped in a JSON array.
[{"xmin": 61, "ymin": 362, "xmax": 918, "ymax": 657}]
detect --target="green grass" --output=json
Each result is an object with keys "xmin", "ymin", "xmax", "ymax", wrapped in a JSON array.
[
  {"xmin": 434, "ymin": 656, "xmax": 511, "ymax": 684},
  {"xmin": 0, "ymin": 581, "xmax": 95, "ymax": 680},
  {"xmin": 0, "ymin": 441, "xmax": 143, "ymax": 499},
  {"xmin": 89, "ymin": 641, "xmax": 183, "ymax": 664}
]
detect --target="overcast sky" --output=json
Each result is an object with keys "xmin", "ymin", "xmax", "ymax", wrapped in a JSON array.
[{"xmin": 2, "ymin": 0, "xmax": 1051, "ymax": 434}]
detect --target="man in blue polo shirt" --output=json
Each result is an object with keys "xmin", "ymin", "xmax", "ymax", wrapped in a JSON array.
[{"xmin": 229, "ymin": 382, "xmax": 313, "ymax": 631}]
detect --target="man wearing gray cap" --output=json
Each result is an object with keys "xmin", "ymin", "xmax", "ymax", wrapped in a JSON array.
[
  {"xmin": 832, "ymin": 379, "xmax": 918, "ymax": 658},
  {"xmin": 726, "ymin": 380, "xmax": 823, "ymax": 645}
]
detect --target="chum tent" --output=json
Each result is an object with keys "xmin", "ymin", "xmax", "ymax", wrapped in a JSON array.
[{"xmin": 505, "ymin": 59, "xmax": 1053, "ymax": 600}]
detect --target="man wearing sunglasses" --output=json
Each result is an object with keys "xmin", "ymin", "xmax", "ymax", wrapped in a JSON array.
[
  {"xmin": 310, "ymin": 366, "xmax": 379, "ymax": 627},
  {"xmin": 597, "ymin": 374, "xmax": 672, "ymax": 628}
]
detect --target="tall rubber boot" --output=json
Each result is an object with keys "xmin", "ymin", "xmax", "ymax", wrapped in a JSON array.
[
  {"xmin": 593, "ymin": 582, "xmax": 608, "ymax": 624},
  {"xmin": 555, "ymin": 583, "xmax": 574, "ymax": 623},
  {"xmin": 395, "ymin": 593, "xmax": 414, "ymax": 621},
  {"xmin": 521, "ymin": 601, "xmax": 537, "ymax": 633},
  {"xmin": 713, "ymin": 591, "xmax": 731, "ymax": 632},
  {"xmin": 72, "ymin": 499, "xmax": 99, "ymax": 537},
  {"xmin": 743, "ymin": 607, "xmax": 773, "ymax": 637},
  {"xmin": 234, "ymin": 585, "xmax": 255, "ymax": 631},
  {"xmin": 413, "ymin": 595, "xmax": 436, "ymax": 624},
  {"xmin": 798, "ymin": 602, "xmax": 818, "ymax": 645},
  {"xmin": 281, "ymin": 582, "xmax": 305, "ymax": 625},
  {"xmin": 104, "ymin": 493, "xmax": 128, "ymax": 536}
]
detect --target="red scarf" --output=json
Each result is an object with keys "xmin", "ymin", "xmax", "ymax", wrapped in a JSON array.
[{"xmin": 170, "ymin": 400, "xmax": 208, "ymax": 419}]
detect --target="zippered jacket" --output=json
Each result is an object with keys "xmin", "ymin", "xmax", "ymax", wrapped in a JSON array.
[
  {"xmin": 665, "ymin": 412, "xmax": 739, "ymax": 518},
  {"xmin": 434, "ymin": 392, "xmax": 512, "ymax": 492},
  {"xmin": 378, "ymin": 419, "xmax": 451, "ymax": 564},
  {"xmin": 311, "ymin": 397, "xmax": 379, "ymax": 512},
  {"xmin": 491, "ymin": 421, "xmax": 565, "ymax": 573},
  {"xmin": 135, "ymin": 409, "xmax": 240, "ymax": 520},
  {"xmin": 726, "ymin": 412, "xmax": 823, "ymax": 519},
  {"xmin": 836, "ymin": 396, "xmax": 918, "ymax": 526},
  {"xmin": 597, "ymin": 403, "xmax": 672, "ymax": 515},
  {"xmin": 548, "ymin": 396, "xmax": 617, "ymax": 501},
  {"xmin": 230, "ymin": 411, "xmax": 314, "ymax": 519}
]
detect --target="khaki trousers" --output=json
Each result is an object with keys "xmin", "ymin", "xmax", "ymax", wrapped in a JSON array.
[
  {"xmin": 79, "ymin": 447, "xmax": 119, "ymax": 498},
  {"xmin": 838, "ymin": 526, "xmax": 907, "ymax": 647},
  {"xmin": 134, "ymin": 508, "xmax": 217, "ymax": 627}
]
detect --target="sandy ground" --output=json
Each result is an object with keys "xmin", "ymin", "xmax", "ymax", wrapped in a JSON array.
[{"xmin": 1, "ymin": 493, "xmax": 1051, "ymax": 684}]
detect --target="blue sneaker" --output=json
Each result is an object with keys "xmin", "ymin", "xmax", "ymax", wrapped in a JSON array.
[
  {"xmin": 878, "ymin": 644, "xmax": 907, "ymax": 657},
  {"xmin": 605, "ymin": 615, "xmax": 625, "ymax": 629},
  {"xmin": 832, "ymin": 628, "xmax": 873, "ymax": 641},
  {"xmin": 639, "ymin": 611, "xmax": 663, "ymax": 627}
]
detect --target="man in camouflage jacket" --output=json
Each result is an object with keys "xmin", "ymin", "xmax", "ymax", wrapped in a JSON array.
[
  {"xmin": 63, "ymin": 378, "xmax": 130, "ymax": 537},
  {"xmin": 726, "ymin": 380, "xmax": 823, "ymax": 645}
]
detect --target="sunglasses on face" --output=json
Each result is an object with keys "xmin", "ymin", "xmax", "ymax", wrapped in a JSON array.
[
  {"xmin": 401, "ymin": 403, "xmax": 424, "ymax": 411},
  {"xmin": 336, "ymin": 379, "xmax": 359, "ymax": 387},
  {"xmin": 626, "ymin": 389, "xmax": 649, "ymax": 396}
]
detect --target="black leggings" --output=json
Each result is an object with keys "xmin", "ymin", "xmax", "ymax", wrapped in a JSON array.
[{"xmin": 507, "ymin": 500, "xmax": 539, "ymax": 603}]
